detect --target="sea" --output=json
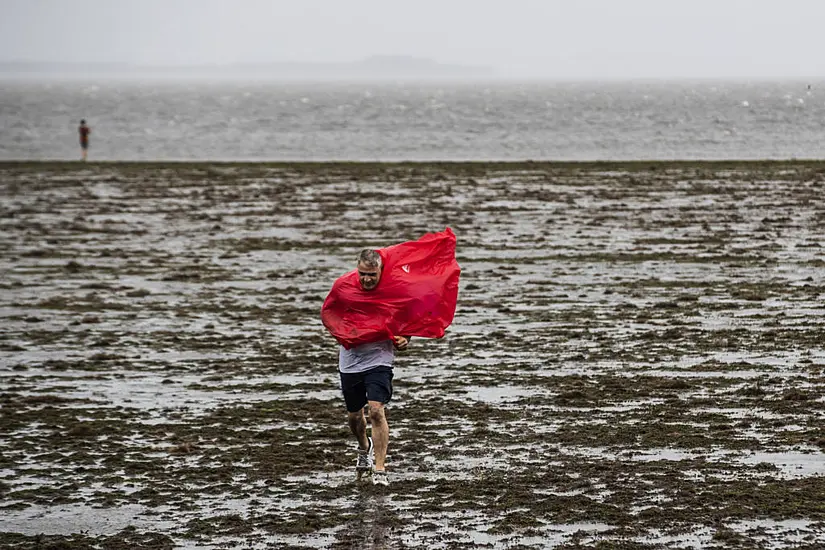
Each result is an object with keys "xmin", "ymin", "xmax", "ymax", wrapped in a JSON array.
[{"xmin": 1, "ymin": 78, "xmax": 823, "ymax": 161}]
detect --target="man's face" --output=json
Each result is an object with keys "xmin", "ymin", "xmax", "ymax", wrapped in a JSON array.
[{"xmin": 357, "ymin": 262, "xmax": 382, "ymax": 291}]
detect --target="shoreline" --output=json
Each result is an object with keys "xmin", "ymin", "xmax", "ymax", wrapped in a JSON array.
[{"xmin": 3, "ymin": 158, "xmax": 825, "ymax": 170}]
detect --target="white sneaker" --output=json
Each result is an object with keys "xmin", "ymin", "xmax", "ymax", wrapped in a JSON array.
[
  {"xmin": 356, "ymin": 437, "xmax": 374, "ymax": 473},
  {"xmin": 372, "ymin": 470, "xmax": 389, "ymax": 486}
]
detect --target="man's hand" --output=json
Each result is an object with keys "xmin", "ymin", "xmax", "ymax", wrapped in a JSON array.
[{"xmin": 393, "ymin": 335, "xmax": 409, "ymax": 350}]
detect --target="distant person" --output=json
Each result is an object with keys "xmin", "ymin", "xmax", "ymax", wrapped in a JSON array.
[{"xmin": 78, "ymin": 120, "xmax": 91, "ymax": 161}]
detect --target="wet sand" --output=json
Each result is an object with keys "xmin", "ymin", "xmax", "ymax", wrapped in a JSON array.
[{"xmin": 1, "ymin": 161, "xmax": 824, "ymax": 549}]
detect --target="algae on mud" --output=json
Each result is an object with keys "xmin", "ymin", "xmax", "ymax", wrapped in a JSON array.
[{"xmin": 1, "ymin": 161, "xmax": 824, "ymax": 549}]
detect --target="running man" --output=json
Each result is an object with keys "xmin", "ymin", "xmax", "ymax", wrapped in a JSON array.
[
  {"xmin": 337, "ymin": 250, "xmax": 409, "ymax": 486},
  {"xmin": 322, "ymin": 229, "xmax": 460, "ymax": 486}
]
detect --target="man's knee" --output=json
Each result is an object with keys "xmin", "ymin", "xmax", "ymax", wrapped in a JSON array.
[{"xmin": 368, "ymin": 401, "xmax": 385, "ymax": 422}]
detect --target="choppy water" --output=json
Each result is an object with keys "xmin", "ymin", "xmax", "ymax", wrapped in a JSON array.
[{"xmin": 1, "ymin": 78, "xmax": 824, "ymax": 161}]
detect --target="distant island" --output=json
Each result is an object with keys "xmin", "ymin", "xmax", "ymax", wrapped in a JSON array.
[{"xmin": 0, "ymin": 56, "xmax": 494, "ymax": 80}]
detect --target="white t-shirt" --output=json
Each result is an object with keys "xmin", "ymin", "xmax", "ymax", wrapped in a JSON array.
[{"xmin": 338, "ymin": 340, "xmax": 395, "ymax": 374}]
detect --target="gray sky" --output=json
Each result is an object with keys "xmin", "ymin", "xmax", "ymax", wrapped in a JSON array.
[{"xmin": 2, "ymin": 0, "xmax": 824, "ymax": 78}]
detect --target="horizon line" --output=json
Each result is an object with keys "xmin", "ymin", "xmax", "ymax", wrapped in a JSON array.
[{"xmin": 1, "ymin": 60, "xmax": 823, "ymax": 81}]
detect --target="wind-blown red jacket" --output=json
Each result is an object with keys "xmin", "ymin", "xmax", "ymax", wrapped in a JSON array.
[{"xmin": 321, "ymin": 228, "xmax": 460, "ymax": 349}]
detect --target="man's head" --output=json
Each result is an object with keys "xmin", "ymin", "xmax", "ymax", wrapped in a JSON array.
[{"xmin": 356, "ymin": 249, "xmax": 382, "ymax": 291}]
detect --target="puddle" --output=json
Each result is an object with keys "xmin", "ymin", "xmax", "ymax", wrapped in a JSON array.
[{"xmin": 2, "ymin": 503, "xmax": 175, "ymax": 536}]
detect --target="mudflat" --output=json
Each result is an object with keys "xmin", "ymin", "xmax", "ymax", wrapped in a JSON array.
[{"xmin": 1, "ymin": 161, "xmax": 824, "ymax": 549}]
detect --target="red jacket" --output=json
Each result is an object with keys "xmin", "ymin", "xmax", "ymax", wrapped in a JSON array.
[{"xmin": 321, "ymin": 228, "xmax": 460, "ymax": 349}]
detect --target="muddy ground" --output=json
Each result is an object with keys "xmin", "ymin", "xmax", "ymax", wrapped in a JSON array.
[{"xmin": 1, "ymin": 161, "xmax": 824, "ymax": 549}]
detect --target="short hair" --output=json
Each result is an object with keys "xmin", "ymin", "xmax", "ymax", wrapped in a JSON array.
[
  {"xmin": 80, "ymin": 119, "xmax": 86, "ymax": 124},
  {"xmin": 357, "ymin": 249, "xmax": 382, "ymax": 268}
]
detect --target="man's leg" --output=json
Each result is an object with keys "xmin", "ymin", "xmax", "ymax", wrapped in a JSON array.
[
  {"xmin": 347, "ymin": 408, "xmax": 369, "ymax": 451},
  {"xmin": 368, "ymin": 400, "xmax": 388, "ymax": 470},
  {"xmin": 341, "ymin": 369, "xmax": 369, "ymax": 451}
]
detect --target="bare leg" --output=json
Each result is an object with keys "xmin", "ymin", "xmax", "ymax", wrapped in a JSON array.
[
  {"xmin": 347, "ymin": 409, "xmax": 369, "ymax": 451},
  {"xmin": 368, "ymin": 401, "xmax": 388, "ymax": 470}
]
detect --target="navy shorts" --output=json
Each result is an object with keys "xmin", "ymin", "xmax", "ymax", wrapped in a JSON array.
[{"xmin": 339, "ymin": 366, "xmax": 394, "ymax": 413}]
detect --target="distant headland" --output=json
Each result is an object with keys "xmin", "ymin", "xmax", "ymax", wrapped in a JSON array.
[{"xmin": 0, "ymin": 56, "xmax": 495, "ymax": 80}]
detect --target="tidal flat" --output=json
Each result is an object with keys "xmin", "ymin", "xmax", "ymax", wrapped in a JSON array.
[{"xmin": 1, "ymin": 161, "xmax": 824, "ymax": 549}]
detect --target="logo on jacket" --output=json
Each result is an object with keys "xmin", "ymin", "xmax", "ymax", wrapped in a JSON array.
[{"xmin": 401, "ymin": 264, "xmax": 410, "ymax": 273}]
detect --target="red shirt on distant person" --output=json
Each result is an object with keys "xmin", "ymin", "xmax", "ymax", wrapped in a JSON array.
[
  {"xmin": 78, "ymin": 120, "xmax": 90, "ymax": 161},
  {"xmin": 79, "ymin": 121, "xmax": 90, "ymax": 144}
]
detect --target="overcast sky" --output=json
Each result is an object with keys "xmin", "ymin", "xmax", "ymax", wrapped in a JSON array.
[{"xmin": 2, "ymin": 0, "xmax": 824, "ymax": 78}]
